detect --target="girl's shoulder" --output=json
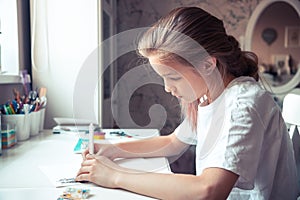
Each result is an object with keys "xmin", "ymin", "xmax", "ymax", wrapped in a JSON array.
[
  {"xmin": 225, "ymin": 76, "xmax": 270, "ymax": 103},
  {"xmin": 224, "ymin": 76, "xmax": 279, "ymax": 119}
]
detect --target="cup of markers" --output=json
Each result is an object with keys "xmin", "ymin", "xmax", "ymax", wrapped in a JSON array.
[
  {"xmin": 1, "ymin": 104, "xmax": 31, "ymax": 141},
  {"xmin": 0, "ymin": 88, "xmax": 47, "ymax": 142}
]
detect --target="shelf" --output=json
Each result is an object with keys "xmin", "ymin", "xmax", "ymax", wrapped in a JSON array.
[{"xmin": 0, "ymin": 75, "xmax": 22, "ymax": 84}]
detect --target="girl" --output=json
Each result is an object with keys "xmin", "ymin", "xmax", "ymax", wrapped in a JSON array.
[{"xmin": 76, "ymin": 7, "xmax": 298, "ymax": 199}]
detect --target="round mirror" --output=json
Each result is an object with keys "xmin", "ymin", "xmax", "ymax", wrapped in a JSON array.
[{"xmin": 245, "ymin": 0, "xmax": 300, "ymax": 94}]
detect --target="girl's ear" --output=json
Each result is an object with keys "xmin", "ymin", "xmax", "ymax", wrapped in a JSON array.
[{"xmin": 202, "ymin": 56, "xmax": 217, "ymax": 75}]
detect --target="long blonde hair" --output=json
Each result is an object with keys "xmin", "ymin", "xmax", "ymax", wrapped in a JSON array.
[{"xmin": 137, "ymin": 7, "xmax": 258, "ymax": 130}]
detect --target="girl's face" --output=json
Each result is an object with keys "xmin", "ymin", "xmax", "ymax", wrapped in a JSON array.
[{"xmin": 149, "ymin": 56, "xmax": 207, "ymax": 103}]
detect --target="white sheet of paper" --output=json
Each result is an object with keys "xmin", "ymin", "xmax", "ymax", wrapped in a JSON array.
[
  {"xmin": 39, "ymin": 164, "xmax": 85, "ymax": 188},
  {"xmin": 39, "ymin": 157, "xmax": 171, "ymax": 188}
]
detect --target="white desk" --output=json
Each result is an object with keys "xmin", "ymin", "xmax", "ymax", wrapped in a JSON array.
[{"xmin": 0, "ymin": 130, "xmax": 171, "ymax": 200}]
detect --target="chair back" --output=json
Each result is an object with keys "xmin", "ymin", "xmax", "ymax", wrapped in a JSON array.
[
  {"xmin": 282, "ymin": 93, "xmax": 300, "ymax": 126},
  {"xmin": 282, "ymin": 91, "xmax": 300, "ymax": 197}
]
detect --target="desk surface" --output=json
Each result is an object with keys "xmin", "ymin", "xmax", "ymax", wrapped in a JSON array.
[{"xmin": 0, "ymin": 130, "xmax": 170, "ymax": 200}]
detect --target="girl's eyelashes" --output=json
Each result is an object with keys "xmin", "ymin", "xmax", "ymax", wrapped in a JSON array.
[{"xmin": 168, "ymin": 77, "xmax": 182, "ymax": 81}]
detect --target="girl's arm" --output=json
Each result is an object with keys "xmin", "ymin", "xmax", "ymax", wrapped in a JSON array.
[
  {"xmin": 116, "ymin": 167, "xmax": 238, "ymax": 200},
  {"xmin": 115, "ymin": 133, "xmax": 189, "ymax": 158},
  {"xmin": 76, "ymin": 156, "xmax": 239, "ymax": 200},
  {"xmin": 84, "ymin": 133, "xmax": 189, "ymax": 160}
]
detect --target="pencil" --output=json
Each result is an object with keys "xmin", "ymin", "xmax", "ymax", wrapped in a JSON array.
[{"xmin": 88, "ymin": 123, "xmax": 94, "ymax": 155}]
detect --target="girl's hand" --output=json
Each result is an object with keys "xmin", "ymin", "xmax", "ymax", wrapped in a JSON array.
[
  {"xmin": 82, "ymin": 143, "xmax": 121, "ymax": 160},
  {"xmin": 76, "ymin": 155, "xmax": 122, "ymax": 188}
]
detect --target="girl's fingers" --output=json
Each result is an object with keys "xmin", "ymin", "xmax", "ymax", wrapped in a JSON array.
[
  {"xmin": 80, "ymin": 159, "xmax": 95, "ymax": 167},
  {"xmin": 85, "ymin": 154, "xmax": 95, "ymax": 160},
  {"xmin": 81, "ymin": 149, "xmax": 89, "ymax": 160},
  {"xmin": 77, "ymin": 165, "xmax": 92, "ymax": 176},
  {"xmin": 76, "ymin": 173, "xmax": 90, "ymax": 182}
]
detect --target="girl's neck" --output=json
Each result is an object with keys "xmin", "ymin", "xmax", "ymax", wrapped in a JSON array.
[
  {"xmin": 200, "ymin": 74, "xmax": 235, "ymax": 106},
  {"xmin": 223, "ymin": 74, "xmax": 236, "ymax": 88}
]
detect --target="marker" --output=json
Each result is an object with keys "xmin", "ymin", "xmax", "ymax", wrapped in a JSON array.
[{"xmin": 88, "ymin": 123, "xmax": 94, "ymax": 155}]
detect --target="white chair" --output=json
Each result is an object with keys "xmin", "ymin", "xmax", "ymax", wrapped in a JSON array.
[
  {"xmin": 282, "ymin": 91, "xmax": 300, "ymax": 198},
  {"xmin": 282, "ymin": 92, "xmax": 300, "ymax": 139}
]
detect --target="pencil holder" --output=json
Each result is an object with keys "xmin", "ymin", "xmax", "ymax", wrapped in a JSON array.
[
  {"xmin": 30, "ymin": 111, "xmax": 40, "ymax": 136},
  {"xmin": 39, "ymin": 108, "xmax": 46, "ymax": 132},
  {"xmin": 1, "ymin": 114, "xmax": 31, "ymax": 141}
]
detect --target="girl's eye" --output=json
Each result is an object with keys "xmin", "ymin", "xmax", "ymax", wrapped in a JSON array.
[{"xmin": 169, "ymin": 77, "xmax": 181, "ymax": 81}]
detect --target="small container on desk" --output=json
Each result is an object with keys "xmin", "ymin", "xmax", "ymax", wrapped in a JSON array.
[
  {"xmin": 94, "ymin": 128, "xmax": 106, "ymax": 140},
  {"xmin": 30, "ymin": 111, "xmax": 40, "ymax": 136},
  {"xmin": 1, "ymin": 113, "xmax": 31, "ymax": 141},
  {"xmin": 1, "ymin": 122, "xmax": 17, "ymax": 149},
  {"xmin": 39, "ymin": 108, "xmax": 46, "ymax": 132}
]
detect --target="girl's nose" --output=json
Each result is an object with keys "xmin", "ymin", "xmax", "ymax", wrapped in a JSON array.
[
  {"xmin": 165, "ymin": 85, "xmax": 171, "ymax": 93},
  {"xmin": 164, "ymin": 84, "xmax": 175, "ymax": 94}
]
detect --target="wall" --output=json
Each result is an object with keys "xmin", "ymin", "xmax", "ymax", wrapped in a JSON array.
[
  {"xmin": 0, "ymin": 83, "xmax": 23, "ymax": 105},
  {"xmin": 114, "ymin": 0, "xmax": 261, "ymax": 173}
]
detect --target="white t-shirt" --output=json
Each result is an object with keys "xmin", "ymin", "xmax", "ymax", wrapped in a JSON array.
[{"xmin": 174, "ymin": 76, "xmax": 299, "ymax": 200}]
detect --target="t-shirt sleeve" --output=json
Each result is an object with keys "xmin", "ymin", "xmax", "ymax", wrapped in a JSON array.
[
  {"xmin": 222, "ymin": 105, "xmax": 265, "ymax": 189},
  {"xmin": 174, "ymin": 118, "xmax": 197, "ymax": 145},
  {"xmin": 198, "ymin": 103, "xmax": 266, "ymax": 190}
]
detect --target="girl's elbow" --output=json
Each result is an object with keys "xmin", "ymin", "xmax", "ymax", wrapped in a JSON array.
[
  {"xmin": 169, "ymin": 134, "xmax": 190, "ymax": 156},
  {"xmin": 188, "ymin": 182, "xmax": 230, "ymax": 200},
  {"xmin": 200, "ymin": 184, "xmax": 219, "ymax": 200}
]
